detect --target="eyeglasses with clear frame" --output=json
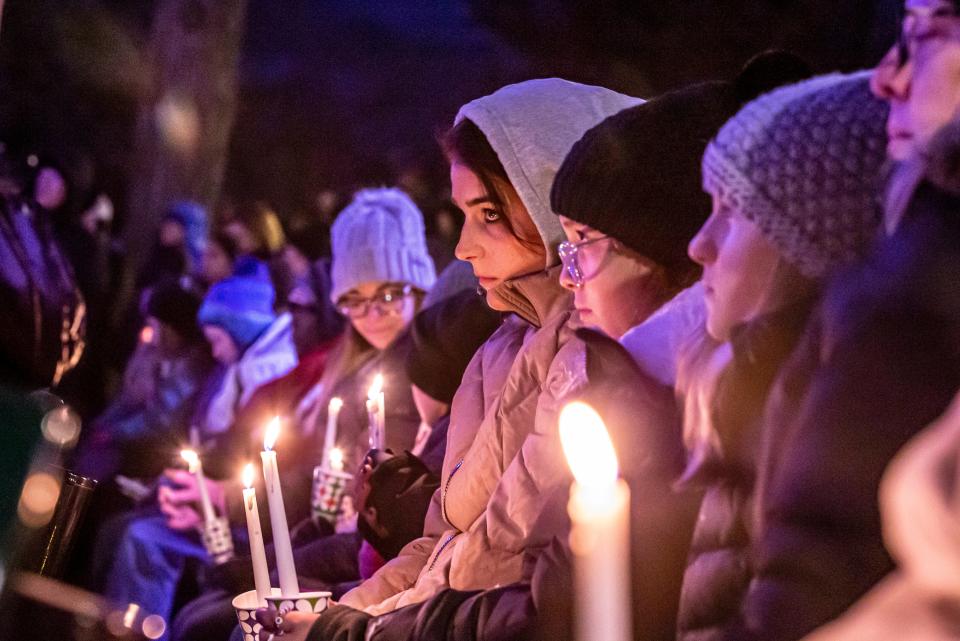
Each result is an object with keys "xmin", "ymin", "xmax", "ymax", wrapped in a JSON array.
[
  {"xmin": 557, "ymin": 236, "xmax": 611, "ymax": 288},
  {"xmin": 336, "ymin": 284, "xmax": 413, "ymax": 319}
]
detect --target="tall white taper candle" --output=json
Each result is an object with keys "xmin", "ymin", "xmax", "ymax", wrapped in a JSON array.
[
  {"xmin": 241, "ymin": 463, "xmax": 271, "ymax": 605},
  {"xmin": 366, "ymin": 374, "xmax": 385, "ymax": 450},
  {"xmin": 322, "ymin": 397, "xmax": 343, "ymax": 469},
  {"xmin": 181, "ymin": 449, "xmax": 216, "ymax": 525},
  {"xmin": 261, "ymin": 417, "xmax": 300, "ymax": 597}
]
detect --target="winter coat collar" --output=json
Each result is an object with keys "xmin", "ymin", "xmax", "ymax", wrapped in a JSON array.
[{"xmin": 485, "ymin": 266, "xmax": 571, "ymax": 328}]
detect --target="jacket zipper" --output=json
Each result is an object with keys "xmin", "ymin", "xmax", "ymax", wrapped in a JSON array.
[
  {"xmin": 440, "ymin": 458, "xmax": 463, "ymax": 525},
  {"xmin": 430, "ymin": 458, "xmax": 465, "ymax": 573},
  {"xmin": 428, "ymin": 533, "xmax": 458, "ymax": 572}
]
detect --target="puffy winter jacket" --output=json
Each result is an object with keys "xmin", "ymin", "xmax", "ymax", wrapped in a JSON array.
[
  {"xmin": 676, "ymin": 302, "xmax": 812, "ymax": 641},
  {"xmin": 202, "ymin": 311, "xmax": 298, "ymax": 436},
  {"xmin": 733, "ymin": 164, "xmax": 960, "ymax": 641},
  {"xmin": 340, "ymin": 267, "xmax": 576, "ymax": 613}
]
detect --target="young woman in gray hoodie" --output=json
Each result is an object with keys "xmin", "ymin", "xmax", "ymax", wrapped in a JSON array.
[{"xmin": 262, "ymin": 78, "xmax": 643, "ymax": 640}]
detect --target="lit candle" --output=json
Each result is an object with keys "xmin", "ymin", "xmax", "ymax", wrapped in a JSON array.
[
  {"xmin": 328, "ymin": 447, "xmax": 344, "ymax": 472},
  {"xmin": 366, "ymin": 374, "xmax": 385, "ymax": 450},
  {"xmin": 241, "ymin": 463, "xmax": 271, "ymax": 605},
  {"xmin": 180, "ymin": 449, "xmax": 216, "ymax": 525},
  {"xmin": 260, "ymin": 417, "xmax": 300, "ymax": 597},
  {"xmin": 559, "ymin": 402, "xmax": 631, "ymax": 641},
  {"xmin": 323, "ymin": 397, "xmax": 343, "ymax": 467}
]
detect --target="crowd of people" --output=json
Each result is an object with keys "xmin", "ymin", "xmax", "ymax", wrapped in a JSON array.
[{"xmin": 4, "ymin": 1, "xmax": 960, "ymax": 640}]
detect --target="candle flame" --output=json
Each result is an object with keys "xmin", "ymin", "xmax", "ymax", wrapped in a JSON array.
[
  {"xmin": 559, "ymin": 402, "xmax": 619, "ymax": 489},
  {"xmin": 242, "ymin": 463, "xmax": 256, "ymax": 489},
  {"xmin": 328, "ymin": 447, "xmax": 344, "ymax": 471},
  {"xmin": 329, "ymin": 396, "xmax": 343, "ymax": 412},
  {"xmin": 367, "ymin": 374, "xmax": 384, "ymax": 402},
  {"xmin": 264, "ymin": 417, "xmax": 281, "ymax": 451},
  {"xmin": 180, "ymin": 449, "xmax": 200, "ymax": 473}
]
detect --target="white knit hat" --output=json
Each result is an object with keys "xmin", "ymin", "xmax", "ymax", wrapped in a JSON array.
[
  {"xmin": 701, "ymin": 71, "xmax": 888, "ymax": 279},
  {"xmin": 330, "ymin": 188, "xmax": 437, "ymax": 303}
]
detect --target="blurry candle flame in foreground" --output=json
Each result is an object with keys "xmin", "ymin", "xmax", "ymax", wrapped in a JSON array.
[
  {"xmin": 329, "ymin": 397, "xmax": 343, "ymax": 412},
  {"xmin": 264, "ymin": 417, "xmax": 281, "ymax": 451},
  {"xmin": 560, "ymin": 401, "xmax": 630, "ymax": 641},
  {"xmin": 180, "ymin": 449, "xmax": 199, "ymax": 473},
  {"xmin": 559, "ymin": 402, "xmax": 619, "ymax": 490},
  {"xmin": 17, "ymin": 471, "xmax": 61, "ymax": 528},
  {"xmin": 367, "ymin": 374, "xmax": 384, "ymax": 402},
  {"xmin": 242, "ymin": 463, "xmax": 256, "ymax": 489},
  {"xmin": 41, "ymin": 405, "xmax": 81, "ymax": 447}
]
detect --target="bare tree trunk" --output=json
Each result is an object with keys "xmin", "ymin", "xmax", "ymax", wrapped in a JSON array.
[{"xmin": 123, "ymin": 0, "xmax": 248, "ymax": 274}]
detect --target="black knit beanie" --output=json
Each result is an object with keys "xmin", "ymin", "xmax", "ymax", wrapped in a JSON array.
[
  {"xmin": 358, "ymin": 452, "xmax": 440, "ymax": 559},
  {"xmin": 405, "ymin": 288, "xmax": 501, "ymax": 405},
  {"xmin": 146, "ymin": 278, "xmax": 203, "ymax": 344},
  {"xmin": 550, "ymin": 50, "xmax": 811, "ymax": 286}
]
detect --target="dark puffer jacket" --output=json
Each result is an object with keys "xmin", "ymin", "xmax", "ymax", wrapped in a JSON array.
[
  {"xmin": 676, "ymin": 303, "xmax": 812, "ymax": 641},
  {"xmin": 732, "ymin": 179, "xmax": 960, "ymax": 641}
]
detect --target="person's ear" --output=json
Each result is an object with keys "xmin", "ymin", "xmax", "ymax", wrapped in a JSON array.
[{"xmin": 362, "ymin": 505, "xmax": 390, "ymax": 539}]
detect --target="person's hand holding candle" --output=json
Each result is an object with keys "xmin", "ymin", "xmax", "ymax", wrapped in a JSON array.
[{"xmin": 158, "ymin": 468, "xmax": 228, "ymax": 531}]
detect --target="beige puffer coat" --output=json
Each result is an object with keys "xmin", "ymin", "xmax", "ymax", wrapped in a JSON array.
[{"xmin": 341, "ymin": 267, "xmax": 584, "ymax": 614}]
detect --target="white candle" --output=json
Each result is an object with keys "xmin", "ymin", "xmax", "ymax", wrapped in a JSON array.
[
  {"xmin": 241, "ymin": 463, "xmax": 271, "ymax": 605},
  {"xmin": 180, "ymin": 449, "xmax": 216, "ymax": 525},
  {"xmin": 260, "ymin": 417, "xmax": 300, "ymax": 597},
  {"xmin": 559, "ymin": 402, "xmax": 631, "ymax": 641},
  {"xmin": 322, "ymin": 397, "xmax": 343, "ymax": 467},
  {"xmin": 366, "ymin": 374, "xmax": 385, "ymax": 450},
  {"xmin": 328, "ymin": 447, "xmax": 345, "ymax": 472}
]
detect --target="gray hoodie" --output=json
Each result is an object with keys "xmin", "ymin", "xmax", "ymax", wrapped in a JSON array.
[{"xmin": 456, "ymin": 78, "xmax": 643, "ymax": 268}]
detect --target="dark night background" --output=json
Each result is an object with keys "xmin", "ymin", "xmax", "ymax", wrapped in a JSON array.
[{"xmin": 0, "ymin": 0, "xmax": 901, "ymax": 238}]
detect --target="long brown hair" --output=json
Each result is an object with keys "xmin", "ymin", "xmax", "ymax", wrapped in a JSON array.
[{"xmin": 440, "ymin": 118, "xmax": 542, "ymax": 252}]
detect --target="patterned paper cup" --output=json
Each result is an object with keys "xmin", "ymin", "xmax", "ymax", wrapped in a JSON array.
[
  {"xmin": 233, "ymin": 588, "xmax": 281, "ymax": 641},
  {"xmin": 202, "ymin": 515, "xmax": 234, "ymax": 564},
  {"xmin": 311, "ymin": 466, "xmax": 354, "ymax": 524},
  {"xmin": 266, "ymin": 590, "xmax": 332, "ymax": 616}
]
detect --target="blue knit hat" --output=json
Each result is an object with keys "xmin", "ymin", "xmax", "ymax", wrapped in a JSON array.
[
  {"xmin": 197, "ymin": 257, "xmax": 276, "ymax": 350},
  {"xmin": 701, "ymin": 71, "xmax": 888, "ymax": 279},
  {"xmin": 164, "ymin": 200, "xmax": 208, "ymax": 272}
]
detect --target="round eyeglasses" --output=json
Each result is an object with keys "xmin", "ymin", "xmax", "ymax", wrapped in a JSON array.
[
  {"xmin": 557, "ymin": 236, "xmax": 611, "ymax": 288},
  {"xmin": 337, "ymin": 284, "xmax": 413, "ymax": 319}
]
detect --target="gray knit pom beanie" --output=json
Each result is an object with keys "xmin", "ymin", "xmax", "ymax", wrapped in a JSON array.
[
  {"xmin": 701, "ymin": 71, "xmax": 889, "ymax": 279},
  {"xmin": 330, "ymin": 188, "xmax": 437, "ymax": 302}
]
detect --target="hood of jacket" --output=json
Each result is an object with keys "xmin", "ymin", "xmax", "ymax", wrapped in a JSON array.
[
  {"xmin": 486, "ymin": 265, "xmax": 571, "ymax": 329},
  {"xmin": 456, "ymin": 78, "xmax": 643, "ymax": 268}
]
